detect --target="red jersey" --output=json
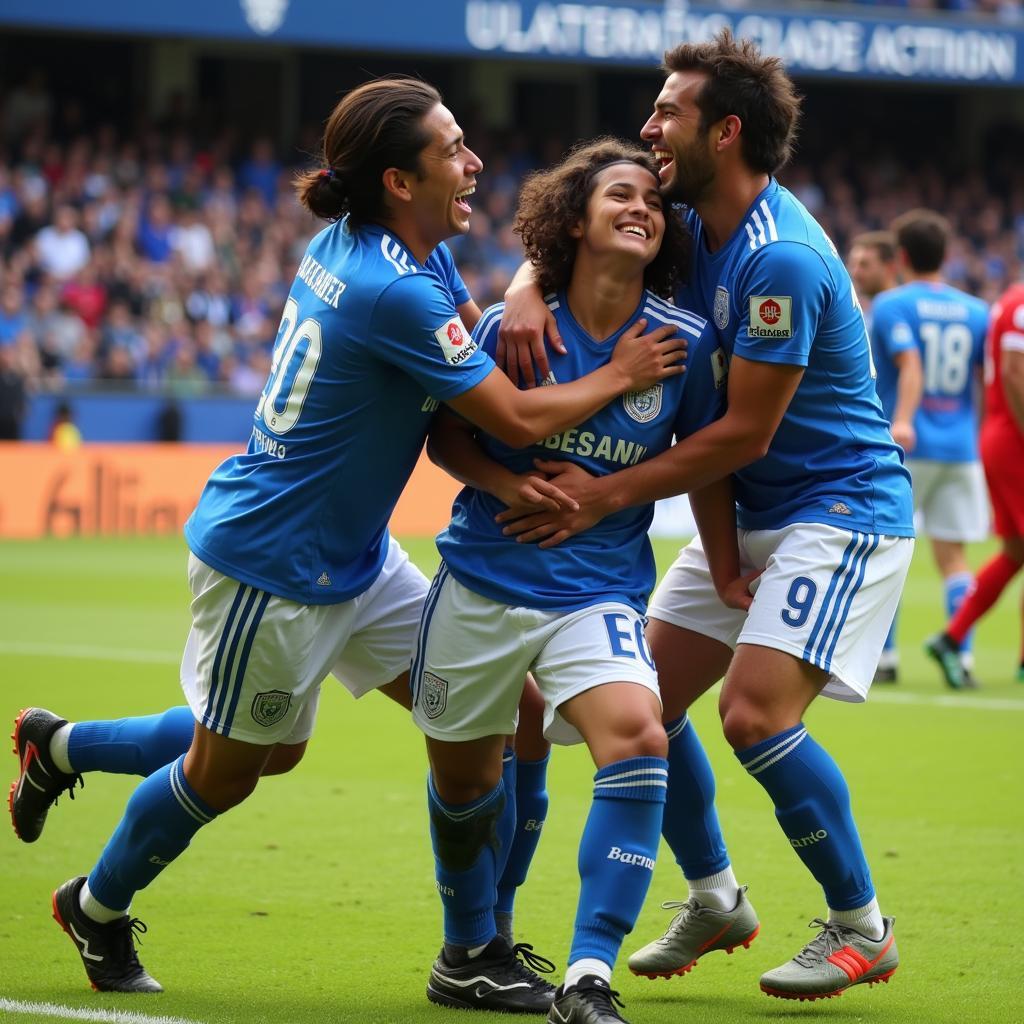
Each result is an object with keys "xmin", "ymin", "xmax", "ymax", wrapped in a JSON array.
[{"xmin": 985, "ymin": 284, "xmax": 1024, "ymax": 438}]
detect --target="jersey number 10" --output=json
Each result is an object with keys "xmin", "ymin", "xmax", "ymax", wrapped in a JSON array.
[{"xmin": 255, "ymin": 296, "xmax": 323, "ymax": 435}]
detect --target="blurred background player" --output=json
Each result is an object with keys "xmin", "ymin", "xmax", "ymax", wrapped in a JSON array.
[
  {"xmin": 927, "ymin": 282, "xmax": 1024, "ymax": 688},
  {"xmin": 847, "ymin": 230, "xmax": 898, "ymax": 335},
  {"xmin": 874, "ymin": 210, "xmax": 989, "ymax": 687}
]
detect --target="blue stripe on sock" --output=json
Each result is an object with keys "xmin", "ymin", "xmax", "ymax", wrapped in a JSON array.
[
  {"xmin": 411, "ymin": 564, "xmax": 448, "ymax": 707},
  {"xmin": 211, "ymin": 587, "xmax": 259, "ymax": 733},
  {"xmin": 169, "ymin": 756, "xmax": 215, "ymax": 824},
  {"xmin": 804, "ymin": 532, "xmax": 861, "ymax": 665},
  {"xmin": 222, "ymin": 590, "xmax": 272, "ymax": 736},
  {"xmin": 203, "ymin": 582, "xmax": 248, "ymax": 729},
  {"xmin": 822, "ymin": 534, "xmax": 879, "ymax": 671}
]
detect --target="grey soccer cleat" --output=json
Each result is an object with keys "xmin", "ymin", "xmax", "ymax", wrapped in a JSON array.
[
  {"xmin": 9, "ymin": 707, "xmax": 82, "ymax": 843},
  {"xmin": 760, "ymin": 916, "xmax": 898, "ymax": 1001},
  {"xmin": 627, "ymin": 885, "xmax": 759, "ymax": 979},
  {"xmin": 924, "ymin": 633, "xmax": 965, "ymax": 690}
]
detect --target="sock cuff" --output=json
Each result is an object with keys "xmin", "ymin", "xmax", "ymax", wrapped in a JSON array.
[
  {"xmin": 944, "ymin": 572, "xmax": 973, "ymax": 590},
  {"xmin": 593, "ymin": 755, "xmax": 668, "ymax": 802},
  {"xmin": 736, "ymin": 724, "xmax": 808, "ymax": 777},
  {"xmin": 664, "ymin": 714, "xmax": 688, "ymax": 741},
  {"xmin": 169, "ymin": 755, "xmax": 218, "ymax": 824},
  {"xmin": 428, "ymin": 774, "xmax": 504, "ymax": 820},
  {"xmin": 502, "ymin": 746, "xmax": 515, "ymax": 764}
]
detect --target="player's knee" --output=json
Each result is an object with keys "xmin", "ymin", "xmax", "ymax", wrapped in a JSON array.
[
  {"xmin": 429, "ymin": 788, "xmax": 506, "ymax": 873},
  {"xmin": 192, "ymin": 770, "xmax": 262, "ymax": 812},
  {"xmin": 599, "ymin": 711, "xmax": 668, "ymax": 762},
  {"xmin": 261, "ymin": 741, "xmax": 307, "ymax": 776},
  {"xmin": 719, "ymin": 693, "xmax": 777, "ymax": 752}
]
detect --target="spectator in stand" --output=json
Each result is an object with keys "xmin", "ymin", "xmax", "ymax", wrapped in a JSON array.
[
  {"xmin": 237, "ymin": 138, "xmax": 281, "ymax": 207},
  {"xmin": 0, "ymin": 343, "xmax": 27, "ymax": 439},
  {"xmin": 136, "ymin": 194, "xmax": 174, "ymax": 264},
  {"xmin": 35, "ymin": 205, "xmax": 90, "ymax": 280}
]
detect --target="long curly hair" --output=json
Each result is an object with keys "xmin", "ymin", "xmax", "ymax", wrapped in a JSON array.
[{"xmin": 513, "ymin": 137, "xmax": 690, "ymax": 298}]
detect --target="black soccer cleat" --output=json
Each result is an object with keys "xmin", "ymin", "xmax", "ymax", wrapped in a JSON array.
[
  {"xmin": 9, "ymin": 707, "xmax": 83, "ymax": 843},
  {"xmin": 923, "ymin": 633, "xmax": 965, "ymax": 690},
  {"xmin": 547, "ymin": 976, "xmax": 628, "ymax": 1023},
  {"xmin": 52, "ymin": 876, "xmax": 163, "ymax": 993},
  {"xmin": 427, "ymin": 935, "xmax": 557, "ymax": 1014}
]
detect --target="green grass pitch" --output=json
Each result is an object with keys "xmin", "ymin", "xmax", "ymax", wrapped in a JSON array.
[{"xmin": 0, "ymin": 535, "xmax": 1021, "ymax": 1024}]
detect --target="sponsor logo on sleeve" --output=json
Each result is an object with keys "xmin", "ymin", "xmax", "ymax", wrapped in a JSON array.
[
  {"xmin": 434, "ymin": 317, "xmax": 478, "ymax": 365},
  {"xmin": 748, "ymin": 296, "xmax": 793, "ymax": 339}
]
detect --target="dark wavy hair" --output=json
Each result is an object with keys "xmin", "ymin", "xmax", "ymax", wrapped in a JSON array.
[
  {"xmin": 891, "ymin": 208, "xmax": 949, "ymax": 273},
  {"xmin": 513, "ymin": 138, "xmax": 689, "ymax": 298},
  {"xmin": 294, "ymin": 77, "xmax": 441, "ymax": 226},
  {"xmin": 663, "ymin": 29, "xmax": 802, "ymax": 176}
]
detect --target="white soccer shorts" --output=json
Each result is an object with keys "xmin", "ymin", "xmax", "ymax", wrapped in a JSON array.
[
  {"xmin": 907, "ymin": 459, "xmax": 990, "ymax": 543},
  {"xmin": 648, "ymin": 523, "xmax": 914, "ymax": 702},
  {"xmin": 180, "ymin": 537, "xmax": 428, "ymax": 745},
  {"xmin": 411, "ymin": 565, "xmax": 661, "ymax": 745}
]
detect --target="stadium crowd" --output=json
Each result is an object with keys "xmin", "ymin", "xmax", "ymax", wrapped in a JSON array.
[{"xmin": 0, "ymin": 74, "xmax": 1022, "ymax": 412}]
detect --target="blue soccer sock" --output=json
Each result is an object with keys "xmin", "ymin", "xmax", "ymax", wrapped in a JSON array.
[
  {"xmin": 428, "ymin": 773, "xmax": 512, "ymax": 949},
  {"xmin": 67, "ymin": 706, "xmax": 196, "ymax": 777},
  {"xmin": 661, "ymin": 715, "xmax": 730, "ymax": 882},
  {"xmin": 569, "ymin": 756, "xmax": 667, "ymax": 970},
  {"xmin": 87, "ymin": 754, "xmax": 218, "ymax": 914},
  {"xmin": 736, "ymin": 724, "xmax": 873, "ymax": 911},
  {"xmin": 496, "ymin": 752, "xmax": 549, "ymax": 917},
  {"xmin": 945, "ymin": 572, "xmax": 974, "ymax": 655}
]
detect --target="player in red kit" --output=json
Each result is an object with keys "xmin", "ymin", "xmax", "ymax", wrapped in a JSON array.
[{"xmin": 926, "ymin": 283, "xmax": 1024, "ymax": 686}]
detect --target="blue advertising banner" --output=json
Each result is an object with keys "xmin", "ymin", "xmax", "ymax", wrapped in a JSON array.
[{"xmin": 1, "ymin": 0, "xmax": 1021, "ymax": 86}]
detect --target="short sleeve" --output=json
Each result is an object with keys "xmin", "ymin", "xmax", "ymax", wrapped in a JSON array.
[
  {"xmin": 732, "ymin": 242, "xmax": 830, "ymax": 368},
  {"xmin": 871, "ymin": 297, "xmax": 917, "ymax": 360},
  {"xmin": 673, "ymin": 324, "xmax": 726, "ymax": 439},
  {"xmin": 370, "ymin": 274, "xmax": 493, "ymax": 401},
  {"xmin": 426, "ymin": 243, "xmax": 471, "ymax": 307},
  {"xmin": 471, "ymin": 303, "xmax": 504, "ymax": 359}
]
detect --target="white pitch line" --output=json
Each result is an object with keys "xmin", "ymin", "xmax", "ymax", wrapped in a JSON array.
[
  {"xmin": 0, "ymin": 998, "xmax": 204, "ymax": 1024},
  {"xmin": 870, "ymin": 690, "xmax": 1024, "ymax": 712},
  {"xmin": 0, "ymin": 641, "xmax": 179, "ymax": 665}
]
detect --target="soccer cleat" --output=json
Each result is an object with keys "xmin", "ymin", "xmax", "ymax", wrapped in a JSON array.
[
  {"xmin": 924, "ymin": 634, "xmax": 965, "ymax": 690},
  {"xmin": 52, "ymin": 876, "xmax": 163, "ymax": 993},
  {"xmin": 9, "ymin": 707, "xmax": 83, "ymax": 843},
  {"xmin": 547, "ymin": 976, "xmax": 628, "ymax": 1024},
  {"xmin": 759, "ymin": 916, "xmax": 898, "ymax": 1001},
  {"xmin": 627, "ymin": 884, "xmax": 759, "ymax": 979},
  {"xmin": 959, "ymin": 665, "xmax": 982, "ymax": 690},
  {"xmin": 871, "ymin": 665, "xmax": 898, "ymax": 685},
  {"xmin": 427, "ymin": 935, "xmax": 557, "ymax": 1014}
]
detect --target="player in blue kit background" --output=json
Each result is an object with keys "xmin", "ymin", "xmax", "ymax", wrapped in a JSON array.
[
  {"xmin": 415, "ymin": 139, "xmax": 747, "ymax": 1024},
  {"xmin": 11, "ymin": 78, "xmax": 687, "ymax": 998},
  {"xmin": 499, "ymin": 31, "xmax": 914, "ymax": 1003},
  {"xmin": 872, "ymin": 209, "xmax": 989, "ymax": 687}
]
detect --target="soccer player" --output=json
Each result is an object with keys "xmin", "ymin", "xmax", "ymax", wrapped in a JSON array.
[
  {"xmin": 416, "ymin": 138, "xmax": 743, "ymax": 1024},
  {"xmin": 926, "ymin": 282, "xmax": 1024, "ymax": 687},
  {"xmin": 498, "ymin": 31, "xmax": 913, "ymax": 1002},
  {"xmin": 847, "ymin": 231, "xmax": 898, "ymax": 328},
  {"xmin": 874, "ymin": 210, "xmax": 988, "ymax": 687},
  {"xmin": 12, "ymin": 77, "xmax": 685, "ymax": 997}
]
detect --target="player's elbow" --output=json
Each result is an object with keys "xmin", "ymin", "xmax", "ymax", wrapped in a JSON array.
[{"xmin": 490, "ymin": 416, "xmax": 539, "ymax": 449}]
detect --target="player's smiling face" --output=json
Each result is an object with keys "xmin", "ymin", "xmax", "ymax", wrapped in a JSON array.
[
  {"xmin": 412, "ymin": 103, "xmax": 483, "ymax": 243},
  {"xmin": 641, "ymin": 71, "xmax": 717, "ymax": 205},
  {"xmin": 574, "ymin": 163, "xmax": 664, "ymax": 268}
]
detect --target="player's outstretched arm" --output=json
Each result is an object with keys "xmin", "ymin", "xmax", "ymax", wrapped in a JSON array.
[
  {"xmin": 426, "ymin": 408, "xmax": 579, "ymax": 515},
  {"xmin": 497, "ymin": 356, "xmax": 802, "ymax": 546},
  {"xmin": 448, "ymin": 319, "xmax": 685, "ymax": 449},
  {"xmin": 497, "ymin": 261, "xmax": 565, "ymax": 387}
]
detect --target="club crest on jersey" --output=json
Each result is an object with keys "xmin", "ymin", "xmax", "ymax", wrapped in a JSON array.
[
  {"xmin": 420, "ymin": 672, "xmax": 448, "ymax": 719},
  {"xmin": 623, "ymin": 384, "xmax": 663, "ymax": 424},
  {"xmin": 711, "ymin": 347, "xmax": 729, "ymax": 389},
  {"xmin": 251, "ymin": 690, "xmax": 291, "ymax": 727},
  {"xmin": 748, "ymin": 296, "xmax": 793, "ymax": 338},
  {"xmin": 713, "ymin": 286, "xmax": 730, "ymax": 329},
  {"xmin": 434, "ymin": 317, "xmax": 477, "ymax": 366}
]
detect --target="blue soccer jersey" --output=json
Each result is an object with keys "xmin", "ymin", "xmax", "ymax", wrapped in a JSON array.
[
  {"xmin": 681, "ymin": 179, "xmax": 914, "ymax": 537},
  {"xmin": 438, "ymin": 291, "xmax": 724, "ymax": 613},
  {"xmin": 185, "ymin": 218, "xmax": 492, "ymax": 604},
  {"xmin": 872, "ymin": 282, "xmax": 987, "ymax": 462}
]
